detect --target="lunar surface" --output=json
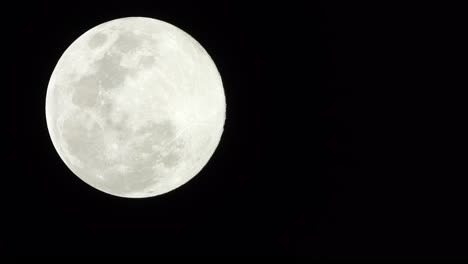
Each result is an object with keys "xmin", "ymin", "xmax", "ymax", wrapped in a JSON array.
[{"xmin": 45, "ymin": 17, "xmax": 226, "ymax": 198}]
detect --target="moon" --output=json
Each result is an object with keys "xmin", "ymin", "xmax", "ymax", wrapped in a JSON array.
[{"xmin": 45, "ymin": 17, "xmax": 226, "ymax": 198}]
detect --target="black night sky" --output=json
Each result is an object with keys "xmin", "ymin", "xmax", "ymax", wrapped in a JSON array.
[{"xmin": 2, "ymin": 1, "xmax": 467, "ymax": 259}]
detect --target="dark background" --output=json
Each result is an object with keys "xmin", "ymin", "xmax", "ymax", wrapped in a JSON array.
[{"xmin": 2, "ymin": 1, "xmax": 466, "ymax": 258}]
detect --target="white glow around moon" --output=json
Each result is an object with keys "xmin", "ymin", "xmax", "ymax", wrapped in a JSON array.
[{"xmin": 45, "ymin": 17, "xmax": 226, "ymax": 198}]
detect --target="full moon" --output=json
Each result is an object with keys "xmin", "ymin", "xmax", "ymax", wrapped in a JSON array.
[{"xmin": 45, "ymin": 17, "xmax": 226, "ymax": 198}]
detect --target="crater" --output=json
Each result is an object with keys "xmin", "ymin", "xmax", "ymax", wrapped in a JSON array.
[
  {"xmin": 71, "ymin": 75, "xmax": 100, "ymax": 107},
  {"xmin": 71, "ymin": 52, "xmax": 130, "ymax": 108},
  {"xmin": 139, "ymin": 55, "xmax": 156, "ymax": 68},
  {"xmin": 130, "ymin": 120, "xmax": 185, "ymax": 170},
  {"xmin": 136, "ymin": 120, "xmax": 177, "ymax": 146},
  {"xmin": 161, "ymin": 152, "xmax": 181, "ymax": 168},
  {"xmin": 114, "ymin": 31, "xmax": 143, "ymax": 53},
  {"xmin": 107, "ymin": 109, "xmax": 129, "ymax": 130},
  {"xmin": 95, "ymin": 53, "xmax": 129, "ymax": 89},
  {"xmin": 100, "ymin": 155, "xmax": 166, "ymax": 196},
  {"xmin": 88, "ymin": 33, "xmax": 107, "ymax": 49},
  {"xmin": 98, "ymin": 98, "xmax": 113, "ymax": 116},
  {"xmin": 62, "ymin": 112, "xmax": 105, "ymax": 170}
]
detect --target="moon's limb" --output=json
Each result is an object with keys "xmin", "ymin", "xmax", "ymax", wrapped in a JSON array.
[{"xmin": 46, "ymin": 17, "xmax": 226, "ymax": 198}]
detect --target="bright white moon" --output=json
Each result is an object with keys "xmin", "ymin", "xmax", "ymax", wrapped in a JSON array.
[{"xmin": 46, "ymin": 17, "xmax": 226, "ymax": 198}]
